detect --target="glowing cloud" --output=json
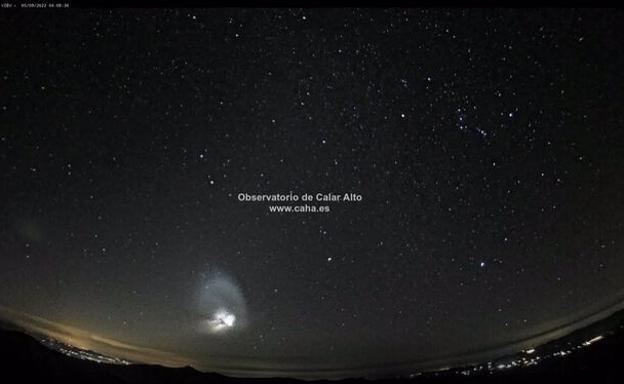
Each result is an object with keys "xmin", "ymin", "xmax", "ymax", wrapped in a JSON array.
[{"xmin": 197, "ymin": 272, "xmax": 247, "ymax": 334}]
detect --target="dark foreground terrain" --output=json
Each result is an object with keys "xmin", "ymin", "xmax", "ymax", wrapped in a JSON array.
[{"xmin": 0, "ymin": 326, "xmax": 624, "ymax": 384}]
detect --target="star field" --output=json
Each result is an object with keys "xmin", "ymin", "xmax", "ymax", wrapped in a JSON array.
[{"xmin": 1, "ymin": 7, "xmax": 623, "ymax": 378}]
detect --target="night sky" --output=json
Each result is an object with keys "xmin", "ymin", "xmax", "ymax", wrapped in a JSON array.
[{"xmin": 1, "ymin": 7, "xmax": 624, "ymax": 379}]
